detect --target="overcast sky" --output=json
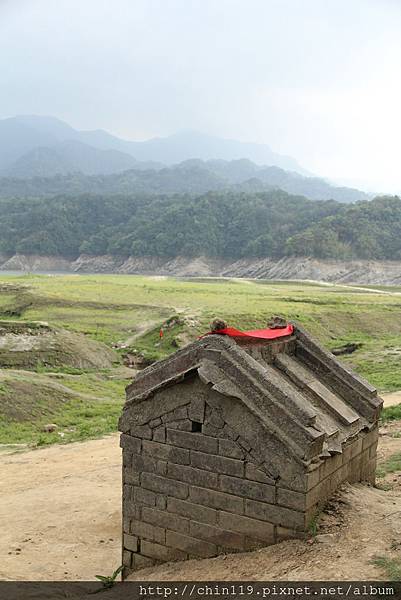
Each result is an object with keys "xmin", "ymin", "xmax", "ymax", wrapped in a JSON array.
[{"xmin": 1, "ymin": 0, "xmax": 401, "ymax": 191}]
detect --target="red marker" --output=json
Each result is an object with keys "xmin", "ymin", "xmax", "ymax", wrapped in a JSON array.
[{"xmin": 159, "ymin": 329, "xmax": 164, "ymax": 339}]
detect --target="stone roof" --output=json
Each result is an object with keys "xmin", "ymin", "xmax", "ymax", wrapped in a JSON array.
[{"xmin": 120, "ymin": 325, "xmax": 382, "ymax": 466}]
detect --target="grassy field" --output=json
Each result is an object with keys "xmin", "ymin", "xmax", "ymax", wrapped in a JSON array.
[{"xmin": 0, "ymin": 273, "xmax": 400, "ymax": 447}]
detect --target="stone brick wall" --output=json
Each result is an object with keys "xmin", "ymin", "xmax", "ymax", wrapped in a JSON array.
[
  {"xmin": 305, "ymin": 425, "xmax": 379, "ymax": 521},
  {"xmin": 120, "ymin": 374, "xmax": 379, "ymax": 579},
  {"xmin": 121, "ymin": 400, "xmax": 311, "ymax": 578}
]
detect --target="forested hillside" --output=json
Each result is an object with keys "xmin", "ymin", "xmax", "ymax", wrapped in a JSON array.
[
  {"xmin": 0, "ymin": 158, "xmax": 368, "ymax": 203},
  {"xmin": 0, "ymin": 190, "xmax": 399, "ymax": 260}
]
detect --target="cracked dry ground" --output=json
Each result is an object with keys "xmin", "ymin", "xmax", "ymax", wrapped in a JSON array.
[{"xmin": 1, "ymin": 421, "xmax": 401, "ymax": 581}]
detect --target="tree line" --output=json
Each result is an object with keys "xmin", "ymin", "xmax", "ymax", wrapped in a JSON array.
[{"xmin": 0, "ymin": 190, "xmax": 399, "ymax": 260}]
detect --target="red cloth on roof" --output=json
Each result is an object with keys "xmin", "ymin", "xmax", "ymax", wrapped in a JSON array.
[{"xmin": 204, "ymin": 324, "xmax": 294, "ymax": 339}]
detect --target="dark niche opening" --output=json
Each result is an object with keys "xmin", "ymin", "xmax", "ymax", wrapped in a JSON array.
[{"xmin": 191, "ymin": 421, "xmax": 202, "ymax": 433}]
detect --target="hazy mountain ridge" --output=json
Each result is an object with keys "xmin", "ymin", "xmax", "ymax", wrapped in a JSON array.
[
  {"xmin": 5, "ymin": 140, "xmax": 163, "ymax": 177},
  {"xmin": 0, "ymin": 157, "xmax": 369, "ymax": 202},
  {"xmin": 0, "ymin": 115, "xmax": 308, "ymax": 175}
]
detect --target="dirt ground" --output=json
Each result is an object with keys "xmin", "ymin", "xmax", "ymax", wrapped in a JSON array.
[
  {"xmin": 0, "ymin": 435, "xmax": 121, "ymax": 581},
  {"xmin": 383, "ymin": 390, "xmax": 401, "ymax": 408},
  {"xmin": 1, "ymin": 394, "xmax": 401, "ymax": 581}
]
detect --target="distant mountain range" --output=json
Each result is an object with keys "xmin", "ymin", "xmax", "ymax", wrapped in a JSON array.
[
  {"xmin": 0, "ymin": 115, "xmax": 370, "ymax": 203},
  {"xmin": 0, "ymin": 114, "xmax": 308, "ymax": 176},
  {"xmin": 0, "ymin": 157, "xmax": 369, "ymax": 203}
]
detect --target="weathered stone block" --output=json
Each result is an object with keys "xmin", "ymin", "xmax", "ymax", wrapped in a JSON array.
[
  {"xmin": 306, "ymin": 478, "xmax": 332, "ymax": 509},
  {"xmin": 202, "ymin": 423, "xmax": 221, "ymax": 436},
  {"xmin": 124, "ymin": 501, "xmax": 141, "ymax": 520},
  {"xmin": 320, "ymin": 453, "xmax": 343, "ymax": 479},
  {"xmin": 222, "ymin": 424, "xmax": 239, "ymax": 441},
  {"xmin": 189, "ymin": 521, "xmax": 245, "ymax": 550},
  {"xmin": 166, "ymin": 429, "xmax": 218, "ymax": 454},
  {"xmin": 166, "ymin": 420, "xmax": 193, "ymax": 431},
  {"xmin": 120, "ymin": 434, "xmax": 141, "ymax": 454},
  {"xmin": 162, "ymin": 406, "xmax": 189, "ymax": 423},
  {"xmin": 277, "ymin": 487, "xmax": 305, "ymax": 511},
  {"xmin": 132, "ymin": 553, "xmax": 157, "ymax": 570},
  {"xmin": 362, "ymin": 426, "xmax": 379, "ymax": 451},
  {"xmin": 141, "ymin": 540, "xmax": 187, "ymax": 562},
  {"xmin": 123, "ymin": 468, "xmax": 140, "ymax": 486},
  {"xmin": 167, "ymin": 497, "xmax": 218, "ymax": 524},
  {"xmin": 141, "ymin": 472, "xmax": 189, "ymax": 499},
  {"xmin": 191, "ymin": 451, "xmax": 244, "ymax": 477},
  {"xmin": 123, "ymin": 483, "xmax": 134, "ymax": 500},
  {"xmin": 361, "ymin": 457, "xmax": 376, "ymax": 484},
  {"xmin": 245, "ymin": 462, "xmax": 275, "ymax": 485},
  {"xmin": 130, "ymin": 518, "xmax": 165, "ymax": 544},
  {"xmin": 123, "ymin": 549, "xmax": 132, "ymax": 568},
  {"xmin": 218, "ymin": 511, "xmax": 275, "ymax": 543},
  {"xmin": 167, "ymin": 462, "xmax": 219, "ymax": 489},
  {"xmin": 124, "ymin": 533, "xmax": 138, "ymax": 552},
  {"xmin": 123, "ymin": 453, "xmax": 132, "ymax": 469},
  {"xmin": 142, "ymin": 506, "xmax": 189, "ymax": 534},
  {"xmin": 130, "ymin": 425, "xmax": 152, "ymax": 440},
  {"xmin": 237, "ymin": 436, "xmax": 252, "ymax": 452},
  {"xmin": 305, "ymin": 465, "xmax": 321, "ymax": 491},
  {"xmin": 219, "ymin": 439, "xmax": 245, "ymax": 459},
  {"xmin": 149, "ymin": 418, "xmax": 162, "ymax": 428},
  {"xmin": 133, "ymin": 486, "xmax": 157, "ymax": 507},
  {"xmin": 156, "ymin": 495, "xmax": 167, "ymax": 510},
  {"xmin": 351, "ymin": 437, "xmax": 363, "ymax": 459},
  {"xmin": 166, "ymin": 530, "xmax": 217, "ymax": 558},
  {"xmin": 123, "ymin": 517, "xmax": 130, "ymax": 533},
  {"xmin": 220, "ymin": 474, "xmax": 275, "ymax": 503},
  {"xmin": 131, "ymin": 453, "xmax": 167, "ymax": 476},
  {"xmin": 142, "ymin": 439, "xmax": 190, "ymax": 464},
  {"xmin": 188, "ymin": 397, "xmax": 206, "ymax": 423},
  {"xmin": 360, "ymin": 447, "xmax": 370, "ymax": 465},
  {"xmin": 206, "ymin": 410, "xmax": 225, "ymax": 429},
  {"xmin": 189, "ymin": 485, "xmax": 244, "ymax": 514},
  {"xmin": 369, "ymin": 441, "xmax": 378, "ymax": 458},
  {"xmin": 348, "ymin": 455, "xmax": 362, "ymax": 482},
  {"xmin": 245, "ymin": 498, "xmax": 304, "ymax": 529},
  {"xmin": 153, "ymin": 426, "xmax": 166, "ymax": 443}
]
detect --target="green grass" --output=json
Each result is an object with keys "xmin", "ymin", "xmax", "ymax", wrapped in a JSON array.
[
  {"xmin": 0, "ymin": 398, "xmax": 122, "ymax": 445},
  {"xmin": 381, "ymin": 404, "xmax": 401, "ymax": 423},
  {"xmin": 0, "ymin": 273, "xmax": 401, "ymax": 446},
  {"xmin": 0, "ymin": 370, "xmax": 127, "ymax": 446},
  {"xmin": 371, "ymin": 556, "xmax": 401, "ymax": 580},
  {"xmin": 376, "ymin": 452, "xmax": 401, "ymax": 478},
  {"xmin": 307, "ymin": 513, "xmax": 320, "ymax": 536}
]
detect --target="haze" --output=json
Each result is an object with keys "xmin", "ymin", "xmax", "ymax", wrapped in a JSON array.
[{"xmin": 1, "ymin": 0, "xmax": 400, "ymax": 192}]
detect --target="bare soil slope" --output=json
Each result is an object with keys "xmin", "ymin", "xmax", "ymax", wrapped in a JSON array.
[
  {"xmin": 0, "ymin": 321, "xmax": 118, "ymax": 370},
  {"xmin": 3, "ymin": 254, "xmax": 401, "ymax": 285},
  {"xmin": 1, "ymin": 418, "xmax": 401, "ymax": 581}
]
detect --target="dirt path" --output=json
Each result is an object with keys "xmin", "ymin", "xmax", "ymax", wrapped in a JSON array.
[
  {"xmin": 1, "ymin": 422, "xmax": 401, "ymax": 581},
  {"xmin": 0, "ymin": 435, "xmax": 121, "ymax": 581},
  {"xmin": 382, "ymin": 390, "xmax": 401, "ymax": 408}
]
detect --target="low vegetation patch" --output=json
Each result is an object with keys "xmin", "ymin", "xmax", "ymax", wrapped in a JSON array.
[
  {"xmin": 0, "ymin": 274, "xmax": 400, "ymax": 446},
  {"xmin": 381, "ymin": 404, "xmax": 401, "ymax": 423},
  {"xmin": 372, "ymin": 556, "xmax": 401, "ymax": 581},
  {"xmin": 0, "ymin": 370, "xmax": 126, "ymax": 446},
  {"xmin": 0, "ymin": 320, "xmax": 118, "ymax": 370},
  {"xmin": 376, "ymin": 452, "xmax": 401, "ymax": 479}
]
